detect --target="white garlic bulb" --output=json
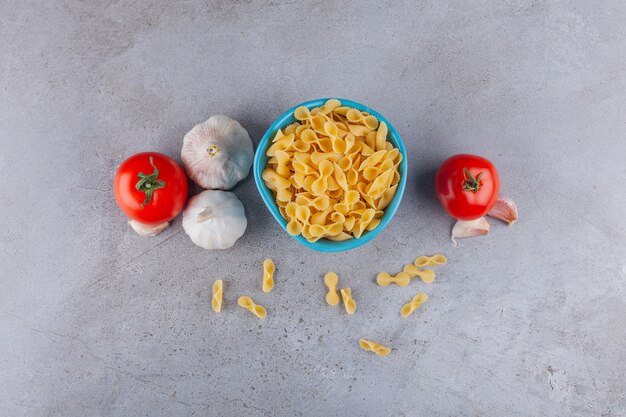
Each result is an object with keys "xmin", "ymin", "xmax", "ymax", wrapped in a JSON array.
[
  {"xmin": 182, "ymin": 190, "xmax": 247, "ymax": 250},
  {"xmin": 181, "ymin": 115, "xmax": 254, "ymax": 190}
]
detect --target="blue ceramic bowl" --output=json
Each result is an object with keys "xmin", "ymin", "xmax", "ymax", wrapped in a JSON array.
[{"xmin": 253, "ymin": 98, "xmax": 407, "ymax": 252}]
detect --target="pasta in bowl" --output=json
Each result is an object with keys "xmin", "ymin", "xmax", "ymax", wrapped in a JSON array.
[{"xmin": 254, "ymin": 98, "xmax": 407, "ymax": 252}]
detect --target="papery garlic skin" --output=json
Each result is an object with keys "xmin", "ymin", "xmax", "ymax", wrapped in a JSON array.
[
  {"xmin": 451, "ymin": 217, "xmax": 490, "ymax": 244},
  {"xmin": 181, "ymin": 115, "xmax": 253, "ymax": 190},
  {"xmin": 128, "ymin": 220, "xmax": 170, "ymax": 237},
  {"xmin": 182, "ymin": 190, "xmax": 247, "ymax": 250},
  {"xmin": 487, "ymin": 196, "xmax": 518, "ymax": 224}
]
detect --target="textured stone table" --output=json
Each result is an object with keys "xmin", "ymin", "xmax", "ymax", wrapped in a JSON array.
[{"xmin": 1, "ymin": 1, "xmax": 624, "ymax": 416}]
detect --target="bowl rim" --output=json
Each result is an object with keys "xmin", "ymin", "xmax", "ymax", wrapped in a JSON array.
[{"xmin": 253, "ymin": 98, "xmax": 408, "ymax": 252}]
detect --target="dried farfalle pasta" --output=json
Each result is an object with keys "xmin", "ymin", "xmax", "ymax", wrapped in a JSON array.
[
  {"xmin": 402, "ymin": 264, "xmax": 420, "ymax": 276},
  {"xmin": 212, "ymin": 279, "xmax": 223, "ymax": 313},
  {"xmin": 400, "ymin": 293, "xmax": 428, "ymax": 318},
  {"xmin": 323, "ymin": 272, "xmax": 340, "ymax": 305},
  {"xmin": 238, "ymin": 296, "xmax": 267, "ymax": 319},
  {"xmin": 376, "ymin": 271, "xmax": 411, "ymax": 287},
  {"xmin": 414, "ymin": 254, "xmax": 448, "ymax": 267},
  {"xmin": 340, "ymin": 288, "xmax": 357, "ymax": 314},
  {"xmin": 262, "ymin": 99, "xmax": 402, "ymax": 242},
  {"xmin": 358, "ymin": 338, "xmax": 391, "ymax": 357},
  {"xmin": 262, "ymin": 259, "xmax": 275, "ymax": 293},
  {"xmin": 402, "ymin": 264, "xmax": 436, "ymax": 284}
]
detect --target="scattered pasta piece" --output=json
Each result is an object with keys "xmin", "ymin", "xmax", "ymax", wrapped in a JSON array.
[
  {"xmin": 212, "ymin": 279, "xmax": 223, "ymax": 313},
  {"xmin": 400, "ymin": 292, "xmax": 428, "ymax": 318},
  {"xmin": 237, "ymin": 296, "xmax": 267, "ymax": 319},
  {"xmin": 359, "ymin": 338, "xmax": 391, "ymax": 357},
  {"xmin": 262, "ymin": 99, "xmax": 402, "ymax": 242},
  {"xmin": 262, "ymin": 259, "xmax": 275, "ymax": 293},
  {"xmin": 340, "ymin": 288, "xmax": 357, "ymax": 314},
  {"xmin": 324, "ymin": 272, "xmax": 340, "ymax": 305},
  {"xmin": 376, "ymin": 271, "xmax": 411, "ymax": 287},
  {"xmin": 415, "ymin": 268, "xmax": 435, "ymax": 283},
  {"xmin": 401, "ymin": 264, "xmax": 436, "ymax": 283},
  {"xmin": 414, "ymin": 254, "xmax": 448, "ymax": 267},
  {"xmin": 402, "ymin": 264, "xmax": 420, "ymax": 277}
]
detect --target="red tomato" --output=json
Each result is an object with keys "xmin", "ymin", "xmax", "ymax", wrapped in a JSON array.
[
  {"xmin": 114, "ymin": 152, "xmax": 188, "ymax": 225},
  {"xmin": 435, "ymin": 154, "xmax": 500, "ymax": 221}
]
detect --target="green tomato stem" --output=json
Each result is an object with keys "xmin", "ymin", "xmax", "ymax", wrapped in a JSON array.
[
  {"xmin": 135, "ymin": 156, "xmax": 166, "ymax": 207},
  {"xmin": 462, "ymin": 167, "xmax": 483, "ymax": 193}
]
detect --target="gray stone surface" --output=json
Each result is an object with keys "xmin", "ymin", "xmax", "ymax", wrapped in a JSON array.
[{"xmin": 1, "ymin": 1, "xmax": 625, "ymax": 416}]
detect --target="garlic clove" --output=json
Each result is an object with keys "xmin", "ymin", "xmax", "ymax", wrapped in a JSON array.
[
  {"xmin": 128, "ymin": 220, "xmax": 170, "ymax": 237},
  {"xmin": 181, "ymin": 115, "xmax": 254, "ymax": 190},
  {"xmin": 487, "ymin": 196, "xmax": 519, "ymax": 225},
  {"xmin": 451, "ymin": 217, "xmax": 490, "ymax": 244}
]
